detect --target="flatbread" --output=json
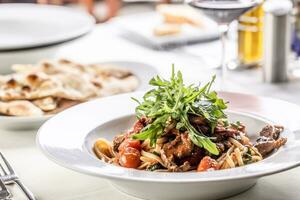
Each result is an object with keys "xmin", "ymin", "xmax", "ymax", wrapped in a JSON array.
[
  {"xmin": 0, "ymin": 72, "xmax": 50, "ymax": 101},
  {"xmin": 96, "ymin": 76, "xmax": 139, "ymax": 97},
  {"xmin": 0, "ymin": 72, "xmax": 99, "ymax": 101},
  {"xmin": 32, "ymin": 97, "xmax": 57, "ymax": 112},
  {"xmin": 29, "ymin": 73, "xmax": 99, "ymax": 101},
  {"xmin": 0, "ymin": 59, "xmax": 140, "ymax": 116},
  {"xmin": 0, "ymin": 100, "xmax": 43, "ymax": 116},
  {"xmin": 46, "ymin": 98, "xmax": 82, "ymax": 115}
]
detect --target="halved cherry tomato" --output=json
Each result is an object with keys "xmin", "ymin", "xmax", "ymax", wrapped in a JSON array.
[
  {"xmin": 197, "ymin": 156, "xmax": 219, "ymax": 172},
  {"xmin": 118, "ymin": 139, "xmax": 141, "ymax": 152},
  {"xmin": 119, "ymin": 147, "xmax": 141, "ymax": 168}
]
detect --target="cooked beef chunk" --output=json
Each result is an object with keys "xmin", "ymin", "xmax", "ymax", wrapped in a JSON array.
[
  {"xmin": 177, "ymin": 146, "xmax": 204, "ymax": 166},
  {"xmin": 259, "ymin": 125, "xmax": 284, "ymax": 140},
  {"xmin": 112, "ymin": 134, "xmax": 125, "ymax": 152},
  {"xmin": 160, "ymin": 148, "xmax": 192, "ymax": 172},
  {"xmin": 255, "ymin": 137, "xmax": 287, "ymax": 157},
  {"xmin": 189, "ymin": 115, "xmax": 206, "ymax": 125},
  {"xmin": 160, "ymin": 131, "xmax": 194, "ymax": 172},
  {"xmin": 255, "ymin": 125, "xmax": 287, "ymax": 157},
  {"xmin": 198, "ymin": 125, "xmax": 210, "ymax": 134},
  {"xmin": 163, "ymin": 132, "xmax": 193, "ymax": 159},
  {"xmin": 132, "ymin": 117, "xmax": 147, "ymax": 133},
  {"xmin": 215, "ymin": 125, "xmax": 240, "ymax": 137}
]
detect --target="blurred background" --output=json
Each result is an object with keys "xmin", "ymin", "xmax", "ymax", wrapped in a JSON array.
[
  {"xmin": 0, "ymin": 0, "xmax": 300, "ymax": 101},
  {"xmin": 0, "ymin": 0, "xmax": 173, "ymax": 22}
]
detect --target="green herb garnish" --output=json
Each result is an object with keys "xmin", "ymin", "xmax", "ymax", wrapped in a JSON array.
[
  {"xmin": 243, "ymin": 148, "xmax": 253, "ymax": 164},
  {"xmin": 147, "ymin": 163, "xmax": 163, "ymax": 171},
  {"xmin": 221, "ymin": 119, "xmax": 230, "ymax": 127},
  {"xmin": 231, "ymin": 121, "xmax": 242, "ymax": 128},
  {"xmin": 131, "ymin": 66, "xmax": 228, "ymax": 155}
]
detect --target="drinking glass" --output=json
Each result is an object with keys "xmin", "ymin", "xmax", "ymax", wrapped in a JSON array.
[{"xmin": 187, "ymin": 0, "xmax": 262, "ymax": 86}]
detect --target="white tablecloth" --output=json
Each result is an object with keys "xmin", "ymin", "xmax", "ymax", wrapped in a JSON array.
[{"xmin": 2, "ymin": 23, "xmax": 300, "ymax": 200}]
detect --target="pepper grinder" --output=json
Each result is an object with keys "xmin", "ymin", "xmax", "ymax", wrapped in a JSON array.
[{"xmin": 263, "ymin": 0, "xmax": 293, "ymax": 83}]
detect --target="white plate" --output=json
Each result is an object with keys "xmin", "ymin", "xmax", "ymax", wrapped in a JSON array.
[
  {"xmin": 37, "ymin": 91, "xmax": 300, "ymax": 200},
  {"xmin": 0, "ymin": 4, "xmax": 95, "ymax": 51},
  {"xmin": 0, "ymin": 61, "xmax": 158, "ymax": 130},
  {"xmin": 0, "ymin": 45, "xmax": 60, "ymax": 74},
  {"xmin": 113, "ymin": 12, "xmax": 220, "ymax": 49}
]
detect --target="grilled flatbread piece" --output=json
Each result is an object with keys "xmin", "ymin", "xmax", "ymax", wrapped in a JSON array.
[
  {"xmin": 0, "ymin": 72, "xmax": 98, "ymax": 101},
  {"xmin": 0, "ymin": 100, "xmax": 43, "ymax": 116},
  {"xmin": 96, "ymin": 76, "xmax": 139, "ymax": 97},
  {"xmin": 46, "ymin": 98, "xmax": 82, "ymax": 115},
  {"xmin": 0, "ymin": 59, "xmax": 140, "ymax": 116},
  {"xmin": 32, "ymin": 97, "xmax": 58, "ymax": 112}
]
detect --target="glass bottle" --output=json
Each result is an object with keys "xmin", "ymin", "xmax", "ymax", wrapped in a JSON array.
[{"xmin": 237, "ymin": 1, "xmax": 264, "ymax": 68}]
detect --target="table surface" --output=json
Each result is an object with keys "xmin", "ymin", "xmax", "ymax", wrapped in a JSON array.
[{"xmin": 2, "ymin": 15, "xmax": 300, "ymax": 200}]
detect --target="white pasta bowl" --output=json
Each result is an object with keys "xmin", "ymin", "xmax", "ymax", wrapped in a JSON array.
[{"xmin": 37, "ymin": 91, "xmax": 300, "ymax": 200}]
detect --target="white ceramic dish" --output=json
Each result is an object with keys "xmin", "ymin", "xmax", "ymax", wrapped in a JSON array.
[
  {"xmin": 0, "ymin": 62, "xmax": 157, "ymax": 130},
  {"xmin": 0, "ymin": 4, "xmax": 95, "ymax": 51},
  {"xmin": 113, "ymin": 12, "xmax": 220, "ymax": 49},
  {"xmin": 37, "ymin": 91, "xmax": 300, "ymax": 200},
  {"xmin": 0, "ymin": 45, "xmax": 61, "ymax": 74},
  {"xmin": 0, "ymin": 3, "xmax": 95, "ymax": 73}
]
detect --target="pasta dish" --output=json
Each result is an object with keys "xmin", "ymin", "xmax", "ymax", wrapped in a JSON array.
[{"xmin": 93, "ymin": 68, "xmax": 287, "ymax": 172}]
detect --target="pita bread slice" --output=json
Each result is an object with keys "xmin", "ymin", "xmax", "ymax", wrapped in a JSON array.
[
  {"xmin": 89, "ymin": 64, "xmax": 134, "ymax": 79},
  {"xmin": 0, "ymin": 72, "xmax": 51, "ymax": 101},
  {"xmin": 46, "ymin": 73, "xmax": 98, "ymax": 100},
  {"xmin": 12, "ymin": 59, "xmax": 86, "ymax": 76},
  {"xmin": 1, "ymin": 59, "xmax": 140, "ymax": 116},
  {"xmin": 0, "ymin": 72, "xmax": 98, "ymax": 101},
  {"xmin": 11, "ymin": 64, "xmax": 36, "ymax": 73},
  {"xmin": 0, "ymin": 100, "xmax": 43, "ymax": 116},
  {"xmin": 96, "ymin": 75, "xmax": 139, "ymax": 97},
  {"xmin": 46, "ymin": 98, "xmax": 82, "ymax": 115},
  {"xmin": 32, "ymin": 97, "xmax": 58, "ymax": 112}
]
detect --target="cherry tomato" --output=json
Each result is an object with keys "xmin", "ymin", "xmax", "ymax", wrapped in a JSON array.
[
  {"xmin": 118, "ymin": 139, "xmax": 141, "ymax": 152},
  {"xmin": 197, "ymin": 156, "xmax": 219, "ymax": 172},
  {"xmin": 119, "ymin": 147, "xmax": 141, "ymax": 168}
]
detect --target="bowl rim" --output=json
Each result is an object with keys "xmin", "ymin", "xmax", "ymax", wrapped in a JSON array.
[{"xmin": 36, "ymin": 91, "xmax": 300, "ymax": 183}]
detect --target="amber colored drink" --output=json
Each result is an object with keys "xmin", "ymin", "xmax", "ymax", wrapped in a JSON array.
[{"xmin": 238, "ymin": 2, "xmax": 264, "ymax": 68}]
